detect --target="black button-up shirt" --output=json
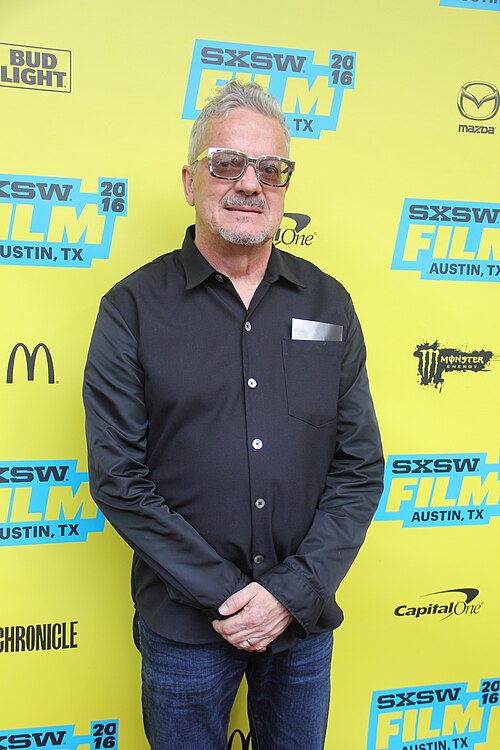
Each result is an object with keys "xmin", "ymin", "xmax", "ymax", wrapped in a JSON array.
[{"xmin": 83, "ymin": 226, "xmax": 384, "ymax": 652}]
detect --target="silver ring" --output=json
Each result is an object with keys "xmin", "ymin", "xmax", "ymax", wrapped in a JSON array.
[{"xmin": 246, "ymin": 638, "xmax": 252, "ymax": 647}]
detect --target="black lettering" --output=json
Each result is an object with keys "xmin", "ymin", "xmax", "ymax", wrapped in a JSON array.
[
  {"xmin": 200, "ymin": 46, "xmax": 224, "ymax": 65},
  {"xmin": 11, "ymin": 466, "xmax": 34, "ymax": 483},
  {"xmin": 416, "ymin": 690, "xmax": 434, "ymax": 704},
  {"xmin": 433, "ymin": 459, "xmax": 453, "ymax": 473},
  {"xmin": 11, "ymin": 181, "xmax": 36, "ymax": 200},
  {"xmin": 250, "ymin": 51, "xmax": 273, "ymax": 70},
  {"xmin": 413, "ymin": 458, "xmax": 433, "ymax": 474},
  {"xmin": 33, "ymin": 731, "xmax": 66, "ymax": 748},
  {"xmin": 9, "ymin": 736, "xmax": 31, "ymax": 749},
  {"xmin": 408, "ymin": 204, "xmax": 428, "ymax": 221},
  {"xmin": 435, "ymin": 687, "xmax": 461, "ymax": 702},
  {"xmin": 429, "ymin": 205, "xmax": 451, "ymax": 221},
  {"xmin": 395, "ymin": 691, "xmax": 416, "ymax": 707},
  {"xmin": 273, "ymin": 53, "xmax": 306, "ymax": 73},
  {"xmin": 225, "ymin": 49, "xmax": 250, "ymax": 68},
  {"xmin": 34, "ymin": 465, "xmax": 68, "ymax": 482},
  {"xmin": 453, "ymin": 457, "xmax": 480, "ymax": 473},
  {"xmin": 452, "ymin": 206, "xmax": 471, "ymax": 222},
  {"xmin": 35, "ymin": 182, "xmax": 72, "ymax": 201},
  {"xmin": 377, "ymin": 694, "xmax": 396, "ymax": 709},
  {"xmin": 10, "ymin": 49, "xmax": 25, "ymax": 65},
  {"xmin": 392, "ymin": 460, "xmax": 412, "ymax": 474},
  {"xmin": 472, "ymin": 207, "xmax": 500, "ymax": 223}
]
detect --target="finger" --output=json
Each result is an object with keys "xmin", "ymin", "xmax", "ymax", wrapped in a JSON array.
[{"xmin": 218, "ymin": 585, "xmax": 253, "ymax": 617}]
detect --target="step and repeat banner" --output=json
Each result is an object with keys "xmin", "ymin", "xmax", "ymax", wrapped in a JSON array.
[{"xmin": 1, "ymin": 0, "xmax": 499, "ymax": 748}]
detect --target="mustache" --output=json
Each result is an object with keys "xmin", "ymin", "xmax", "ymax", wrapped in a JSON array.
[{"xmin": 223, "ymin": 197, "xmax": 266, "ymax": 210}]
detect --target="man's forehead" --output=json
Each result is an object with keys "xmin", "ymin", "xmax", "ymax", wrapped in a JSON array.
[{"xmin": 201, "ymin": 108, "xmax": 287, "ymax": 153}]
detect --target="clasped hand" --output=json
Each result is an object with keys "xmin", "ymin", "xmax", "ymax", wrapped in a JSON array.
[{"xmin": 212, "ymin": 582, "xmax": 293, "ymax": 653}]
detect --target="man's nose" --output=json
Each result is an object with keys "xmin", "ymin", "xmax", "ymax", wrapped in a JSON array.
[{"xmin": 234, "ymin": 163, "xmax": 262, "ymax": 194}]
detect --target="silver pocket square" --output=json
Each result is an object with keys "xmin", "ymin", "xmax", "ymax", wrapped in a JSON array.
[{"xmin": 291, "ymin": 318, "xmax": 343, "ymax": 342}]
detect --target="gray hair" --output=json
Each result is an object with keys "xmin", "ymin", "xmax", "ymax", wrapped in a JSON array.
[{"xmin": 188, "ymin": 80, "xmax": 290, "ymax": 164}]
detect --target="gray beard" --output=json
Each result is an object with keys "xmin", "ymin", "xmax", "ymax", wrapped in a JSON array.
[
  {"xmin": 215, "ymin": 197, "xmax": 270, "ymax": 246},
  {"xmin": 216, "ymin": 225, "xmax": 270, "ymax": 246}
]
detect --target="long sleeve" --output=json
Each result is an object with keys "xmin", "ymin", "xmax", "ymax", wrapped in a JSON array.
[
  {"xmin": 83, "ymin": 297, "xmax": 251, "ymax": 617},
  {"xmin": 257, "ymin": 299, "xmax": 384, "ymax": 634}
]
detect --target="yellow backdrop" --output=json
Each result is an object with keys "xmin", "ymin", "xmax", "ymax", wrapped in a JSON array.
[{"xmin": 1, "ymin": 0, "xmax": 499, "ymax": 748}]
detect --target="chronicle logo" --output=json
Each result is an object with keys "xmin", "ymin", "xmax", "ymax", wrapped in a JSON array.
[
  {"xmin": 375, "ymin": 453, "xmax": 500, "ymax": 528},
  {"xmin": 0, "ymin": 43, "xmax": 71, "ymax": 93},
  {"xmin": 6, "ymin": 342, "xmax": 55, "ymax": 383},
  {"xmin": 367, "ymin": 678, "xmax": 500, "ymax": 750},
  {"xmin": 274, "ymin": 213, "xmax": 316, "ymax": 249},
  {"xmin": 0, "ymin": 620, "xmax": 78, "ymax": 653},
  {"xmin": 413, "ymin": 341, "xmax": 494, "ymax": 389},
  {"xmin": 395, "ymin": 588, "xmax": 482, "ymax": 621},
  {"xmin": 0, "ymin": 721, "xmax": 117, "ymax": 750},
  {"xmin": 183, "ymin": 40, "xmax": 356, "ymax": 139},
  {"xmin": 0, "ymin": 461, "xmax": 105, "ymax": 546},
  {"xmin": 391, "ymin": 199, "xmax": 500, "ymax": 282},
  {"xmin": 0, "ymin": 174, "xmax": 127, "ymax": 268}
]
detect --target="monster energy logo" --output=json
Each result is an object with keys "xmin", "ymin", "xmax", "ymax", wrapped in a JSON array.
[{"xmin": 413, "ymin": 341, "xmax": 494, "ymax": 388}]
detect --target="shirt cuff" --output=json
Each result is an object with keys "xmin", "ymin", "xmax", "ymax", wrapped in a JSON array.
[{"xmin": 257, "ymin": 562, "xmax": 325, "ymax": 636}]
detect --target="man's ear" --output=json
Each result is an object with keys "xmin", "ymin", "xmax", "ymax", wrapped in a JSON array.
[{"xmin": 182, "ymin": 165, "xmax": 195, "ymax": 206}]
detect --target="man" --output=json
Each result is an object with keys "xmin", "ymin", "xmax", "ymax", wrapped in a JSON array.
[{"xmin": 83, "ymin": 80, "xmax": 384, "ymax": 750}]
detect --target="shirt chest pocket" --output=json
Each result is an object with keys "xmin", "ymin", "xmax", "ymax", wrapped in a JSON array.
[{"xmin": 282, "ymin": 339, "xmax": 343, "ymax": 427}]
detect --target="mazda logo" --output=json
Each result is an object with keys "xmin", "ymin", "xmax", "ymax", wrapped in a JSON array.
[{"xmin": 457, "ymin": 81, "xmax": 500, "ymax": 121}]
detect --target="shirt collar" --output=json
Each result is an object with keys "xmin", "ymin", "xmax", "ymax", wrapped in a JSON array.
[{"xmin": 181, "ymin": 225, "xmax": 306, "ymax": 290}]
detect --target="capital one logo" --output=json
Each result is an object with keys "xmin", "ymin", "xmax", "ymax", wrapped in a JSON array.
[
  {"xmin": 6, "ymin": 342, "xmax": 55, "ymax": 383},
  {"xmin": 457, "ymin": 82, "xmax": 500, "ymax": 121}
]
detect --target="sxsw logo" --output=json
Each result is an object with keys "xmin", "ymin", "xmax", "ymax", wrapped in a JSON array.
[
  {"xmin": 391, "ymin": 199, "xmax": 500, "ymax": 281},
  {"xmin": 183, "ymin": 40, "xmax": 356, "ymax": 139},
  {"xmin": 440, "ymin": 0, "xmax": 499, "ymax": 10},
  {"xmin": 0, "ymin": 174, "xmax": 127, "ymax": 268},
  {"xmin": 0, "ymin": 460, "xmax": 105, "ymax": 546},
  {"xmin": 0, "ymin": 721, "xmax": 117, "ymax": 749},
  {"xmin": 6, "ymin": 342, "xmax": 55, "ymax": 384},
  {"xmin": 375, "ymin": 453, "xmax": 500, "ymax": 528},
  {"xmin": 368, "ymin": 678, "xmax": 500, "ymax": 750}
]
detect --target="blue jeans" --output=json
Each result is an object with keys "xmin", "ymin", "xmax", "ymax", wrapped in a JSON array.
[{"xmin": 138, "ymin": 616, "xmax": 333, "ymax": 750}]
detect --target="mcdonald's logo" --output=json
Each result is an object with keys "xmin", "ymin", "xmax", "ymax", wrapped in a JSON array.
[
  {"xmin": 6, "ymin": 343, "xmax": 55, "ymax": 383},
  {"xmin": 226, "ymin": 729, "xmax": 251, "ymax": 750}
]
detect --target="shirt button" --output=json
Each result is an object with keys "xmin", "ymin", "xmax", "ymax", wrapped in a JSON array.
[
  {"xmin": 251, "ymin": 438, "xmax": 263, "ymax": 450},
  {"xmin": 247, "ymin": 378, "xmax": 257, "ymax": 389},
  {"xmin": 214, "ymin": 274, "xmax": 224, "ymax": 283},
  {"xmin": 255, "ymin": 498, "xmax": 266, "ymax": 509},
  {"xmin": 244, "ymin": 321, "xmax": 252, "ymax": 332},
  {"xmin": 253, "ymin": 554, "xmax": 265, "ymax": 565}
]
